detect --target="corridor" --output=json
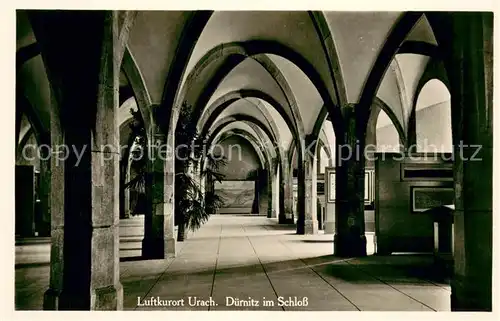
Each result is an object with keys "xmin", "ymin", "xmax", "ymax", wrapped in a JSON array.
[{"xmin": 16, "ymin": 215, "xmax": 451, "ymax": 311}]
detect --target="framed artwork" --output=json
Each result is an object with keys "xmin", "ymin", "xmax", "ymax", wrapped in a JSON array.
[
  {"xmin": 325, "ymin": 168, "xmax": 335, "ymax": 203},
  {"xmin": 411, "ymin": 186, "xmax": 454, "ymax": 212},
  {"xmin": 364, "ymin": 171, "xmax": 370, "ymax": 202},
  {"xmin": 400, "ymin": 164, "xmax": 453, "ymax": 182}
]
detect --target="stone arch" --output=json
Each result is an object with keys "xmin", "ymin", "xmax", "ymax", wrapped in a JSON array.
[
  {"xmin": 206, "ymin": 114, "xmax": 285, "ymax": 179},
  {"xmin": 413, "ymin": 79, "xmax": 452, "ymax": 152},
  {"xmin": 15, "ymin": 92, "xmax": 48, "ymax": 147},
  {"xmin": 173, "ymin": 42, "xmax": 308, "ymax": 142},
  {"xmin": 309, "ymin": 11, "xmax": 348, "ymax": 107},
  {"xmin": 406, "ymin": 58, "xmax": 450, "ymax": 146},
  {"xmin": 163, "ymin": 40, "xmax": 346, "ymax": 175},
  {"xmin": 122, "ymin": 46, "xmax": 153, "ymax": 132},
  {"xmin": 206, "ymin": 120, "xmax": 278, "ymax": 170},
  {"xmin": 357, "ymin": 12, "xmax": 424, "ymax": 130},
  {"xmin": 367, "ymin": 97, "xmax": 406, "ymax": 147},
  {"xmin": 317, "ymin": 130, "xmax": 333, "ymax": 167},
  {"xmin": 198, "ymin": 90, "xmax": 290, "ymax": 143},
  {"xmin": 213, "ymin": 129, "xmax": 274, "ymax": 216},
  {"xmin": 207, "ymin": 115, "xmax": 277, "ymax": 153},
  {"xmin": 214, "ymin": 131, "xmax": 268, "ymax": 171}
]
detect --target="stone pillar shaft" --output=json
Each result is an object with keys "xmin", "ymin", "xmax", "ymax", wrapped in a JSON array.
[
  {"xmin": 267, "ymin": 158, "xmax": 278, "ymax": 219},
  {"xmin": 38, "ymin": 157, "xmax": 51, "ymax": 236},
  {"xmin": 445, "ymin": 13, "xmax": 493, "ymax": 311},
  {"xmin": 142, "ymin": 130, "xmax": 176, "ymax": 259},
  {"xmin": 302, "ymin": 153, "xmax": 318, "ymax": 234},
  {"xmin": 334, "ymin": 108, "xmax": 367, "ymax": 257},
  {"xmin": 324, "ymin": 167, "xmax": 335, "ymax": 234},
  {"xmin": 279, "ymin": 161, "xmax": 294, "ymax": 224},
  {"xmin": 38, "ymin": 11, "xmax": 123, "ymax": 310},
  {"xmin": 280, "ymin": 162, "xmax": 294, "ymax": 223}
]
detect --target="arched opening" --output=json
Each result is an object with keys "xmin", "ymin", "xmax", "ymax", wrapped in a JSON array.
[
  {"xmin": 376, "ymin": 109, "xmax": 402, "ymax": 152},
  {"xmin": 414, "ymin": 79, "xmax": 452, "ymax": 153}
]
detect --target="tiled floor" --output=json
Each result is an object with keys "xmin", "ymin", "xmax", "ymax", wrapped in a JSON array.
[{"xmin": 15, "ymin": 215, "xmax": 451, "ymax": 311}]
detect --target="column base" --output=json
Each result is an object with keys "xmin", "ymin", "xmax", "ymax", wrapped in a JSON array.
[
  {"xmin": 323, "ymin": 221, "xmax": 335, "ymax": 234},
  {"xmin": 165, "ymin": 237, "xmax": 176, "ymax": 258},
  {"xmin": 451, "ymin": 274, "xmax": 492, "ymax": 311},
  {"xmin": 142, "ymin": 237, "xmax": 176, "ymax": 259},
  {"xmin": 91, "ymin": 283, "xmax": 124, "ymax": 310},
  {"xmin": 433, "ymin": 252, "xmax": 453, "ymax": 282},
  {"xmin": 334, "ymin": 232, "xmax": 367, "ymax": 257},
  {"xmin": 304, "ymin": 219, "xmax": 318, "ymax": 234},
  {"xmin": 43, "ymin": 288, "xmax": 62, "ymax": 310},
  {"xmin": 44, "ymin": 283, "xmax": 124, "ymax": 310},
  {"xmin": 37, "ymin": 221, "xmax": 51, "ymax": 237},
  {"xmin": 279, "ymin": 213, "xmax": 294, "ymax": 224},
  {"xmin": 374, "ymin": 234, "xmax": 392, "ymax": 255}
]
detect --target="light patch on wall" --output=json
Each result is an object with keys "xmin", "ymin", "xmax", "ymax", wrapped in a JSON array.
[
  {"xmin": 376, "ymin": 110, "xmax": 393, "ymax": 129},
  {"xmin": 415, "ymin": 79, "xmax": 450, "ymax": 111},
  {"xmin": 415, "ymin": 79, "xmax": 452, "ymax": 153},
  {"xmin": 376, "ymin": 110, "xmax": 400, "ymax": 152},
  {"xmin": 18, "ymin": 114, "xmax": 31, "ymax": 145}
]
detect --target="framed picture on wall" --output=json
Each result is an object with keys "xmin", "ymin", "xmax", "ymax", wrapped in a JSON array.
[
  {"xmin": 364, "ymin": 171, "xmax": 370, "ymax": 202},
  {"xmin": 325, "ymin": 168, "xmax": 335, "ymax": 203},
  {"xmin": 411, "ymin": 186, "xmax": 454, "ymax": 212},
  {"xmin": 370, "ymin": 169, "xmax": 375, "ymax": 202}
]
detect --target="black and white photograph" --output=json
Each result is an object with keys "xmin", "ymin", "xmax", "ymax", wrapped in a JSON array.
[{"xmin": 5, "ymin": 1, "xmax": 497, "ymax": 317}]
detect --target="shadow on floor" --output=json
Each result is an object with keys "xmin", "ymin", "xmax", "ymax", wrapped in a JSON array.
[
  {"xmin": 260, "ymin": 224, "xmax": 297, "ymax": 231},
  {"xmin": 147, "ymin": 254, "xmax": 450, "ymax": 287}
]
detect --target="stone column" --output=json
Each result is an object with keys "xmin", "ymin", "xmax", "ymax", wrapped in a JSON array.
[
  {"xmin": 34, "ymin": 11, "xmax": 123, "ymax": 310},
  {"xmin": 324, "ymin": 167, "xmax": 335, "ymax": 234},
  {"xmin": 272, "ymin": 161, "xmax": 279, "ymax": 219},
  {"xmin": 296, "ymin": 137, "xmax": 319, "ymax": 235},
  {"xmin": 442, "ymin": 12, "xmax": 493, "ymax": 311},
  {"xmin": 252, "ymin": 172, "xmax": 260, "ymax": 214},
  {"xmin": 302, "ymin": 150, "xmax": 318, "ymax": 234},
  {"xmin": 119, "ymin": 161, "xmax": 127, "ymax": 219},
  {"xmin": 334, "ymin": 107, "xmax": 367, "ymax": 257},
  {"xmin": 267, "ymin": 158, "xmax": 278, "ymax": 218},
  {"xmin": 142, "ymin": 126, "xmax": 176, "ymax": 259},
  {"xmin": 38, "ymin": 156, "xmax": 51, "ymax": 236},
  {"xmin": 43, "ymin": 91, "xmax": 65, "ymax": 310},
  {"xmin": 267, "ymin": 169, "xmax": 273, "ymax": 218},
  {"xmin": 280, "ymin": 161, "xmax": 294, "ymax": 223}
]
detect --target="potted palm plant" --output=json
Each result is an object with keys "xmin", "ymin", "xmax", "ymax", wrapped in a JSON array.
[
  {"xmin": 174, "ymin": 102, "xmax": 226, "ymax": 241},
  {"xmin": 124, "ymin": 102, "xmax": 226, "ymax": 242}
]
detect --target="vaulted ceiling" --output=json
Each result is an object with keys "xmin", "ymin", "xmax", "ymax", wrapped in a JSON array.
[{"xmin": 16, "ymin": 10, "xmax": 450, "ymax": 165}]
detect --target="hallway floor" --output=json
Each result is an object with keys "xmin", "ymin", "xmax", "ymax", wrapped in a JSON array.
[{"xmin": 15, "ymin": 215, "xmax": 451, "ymax": 311}]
